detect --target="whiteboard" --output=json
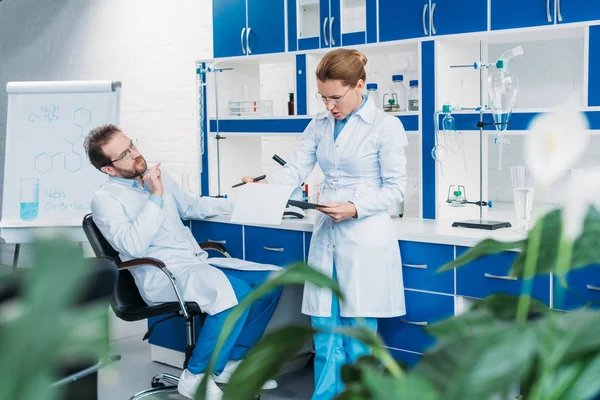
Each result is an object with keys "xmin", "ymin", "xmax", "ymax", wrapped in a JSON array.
[{"xmin": 1, "ymin": 81, "xmax": 121, "ymax": 229}]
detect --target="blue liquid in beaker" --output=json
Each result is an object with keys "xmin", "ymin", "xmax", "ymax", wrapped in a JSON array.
[
  {"xmin": 20, "ymin": 179, "xmax": 40, "ymax": 221},
  {"xmin": 20, "ymin": 202, "xmax": 39, "ymax": 220}
]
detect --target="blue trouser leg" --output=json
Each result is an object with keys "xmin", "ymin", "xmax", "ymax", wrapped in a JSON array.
[
  {"xmin": 187, "ymin": 268, "xmax": 282, "ymax": 376},
  {"xmin": 310, "ymin": 268, "xmax": 378, "ymax": 400}
]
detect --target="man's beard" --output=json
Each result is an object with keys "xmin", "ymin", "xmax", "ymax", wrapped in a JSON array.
[{"xmin": 114, "ymin": 156, "xmax": 147, "ymax": 179}]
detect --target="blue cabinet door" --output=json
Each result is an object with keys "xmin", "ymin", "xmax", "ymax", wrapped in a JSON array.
[
  {"xmin": 378, "ymin": 290, "xmax": 454, "ymax": 354},
  {"xmin": 304, "ymin": 232, "xmax": 312, "ymax": 262},
  {"xmin": 191, "ymin": 221, "xmax": 244, "ymax": 259},
  {"xmin": 553, "ymin": 265, "xmax": 600, "ymax": 311},
  {"xmin": 491, "ymin": 0, "xmax": 554, "ymax": 30},
  {"xmin": 455, "ymin": 247, "xmax": 551, "ymax": 304},
  {"xmin": 213, "ymin": 0, "xmax": 247, "ymax": 58},
  {"xmin": 320, "ymin": 0, "xmax": 331, "ymax": 48},
  {"xmin": 399, "ymin": 241, "xmax": 454, "ymax": 294},
  {"xmin": 558, "ymin": 0, "xmax": 600, "ymax": 23},
  {"xmin": 431, "ymin": 0, "xmax": 487, "ymax": 35},
  {"xmin": 247, "ymin": 0, "xmax": 286, "ymax": 55},
  {"xmin": 245, "ymin": 226, "xmax": 304, "ymax": 266},
  {"xmin": 329, "ymin": 0, "xmax": 341, "ymax": 47},
  {"xmin": 387, "ymin": 348, "xmax": 422, "ymax": 368},
  {"xmin": 379, "ymin": 0, "xmax": 430, "ymax": 42}
]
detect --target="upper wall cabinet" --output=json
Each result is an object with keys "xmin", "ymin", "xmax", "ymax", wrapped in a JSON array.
[
  {"xmin": 213, "ymin": 0, "xmax": 286, "ymax": 58},
  {"xmin": 430, "ymin": 0, "xmax": 488, "ymax": 36},
  {"xmin": 379, "ymin": 0, "xmax": 431, "ymax": 41},
  {"xmin": 291, "ymin": 0, "xmax": 377, "ymax": 51},
  {"xmin": 379, "ymin": 0, "xmax": 486, "ymax": 42},
  {"xmin": 491, "ymin": 0, "xmax": 600, "ymax": 31}
]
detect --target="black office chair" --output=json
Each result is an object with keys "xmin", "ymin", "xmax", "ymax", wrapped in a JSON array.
[{"xmin": 82, "ymin": 213, "xmax": 231, "ymax": 400}]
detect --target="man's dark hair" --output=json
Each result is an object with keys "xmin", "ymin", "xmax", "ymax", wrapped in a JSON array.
[{"xmin": 84, "ymin": 124, "xmax": 121, "ymax": 170}]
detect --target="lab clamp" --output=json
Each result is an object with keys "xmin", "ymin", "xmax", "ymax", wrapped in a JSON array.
[{"xmin": 433, "ymin": 43, "xmax": 523, "ymax": 230}]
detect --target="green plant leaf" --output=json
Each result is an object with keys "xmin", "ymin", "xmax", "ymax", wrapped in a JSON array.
[
  {"xmin": 196, "ymin": 262, "xmax": 342, "ymax": 400},
  {"xmin": 417, "ymin": 323, "xmax": 536, "ymax": 400},
  {"xmin": 438, "ymin": 239, "xmax": 524, "ymax": 272},
  {"xmin": 559, "ymin": 352, "xmax": 600, "ymax": 400},
  {"xmin": 221, "ymin": 325, "xmax": 316, "ymax": 400},
  {"xmin": 337, "ymin": 358, "xmax": 439, "ymax": 400},
  {"xmin": 0, "ymin": 238, "xmax": 110, "ymax": 400},
  {"xmin": 534, "ymin": 309, "xmax": 600, "ymax": 367}
]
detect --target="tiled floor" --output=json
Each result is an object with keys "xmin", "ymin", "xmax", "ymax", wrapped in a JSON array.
[{"xmin": 99, "ymin": 336, "xmax": 314, "ymax": 400}]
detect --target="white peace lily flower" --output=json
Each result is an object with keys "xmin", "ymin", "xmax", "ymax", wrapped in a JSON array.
[
  {"xmin": 561, "ymin": 168, "xmax": 600, "ymax": 241},
  {"xmin": 525, "ymin": 104, "xmax": 590, "ymax": 187}
]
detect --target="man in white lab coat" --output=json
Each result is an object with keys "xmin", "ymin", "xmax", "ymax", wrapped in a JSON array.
[{"xmin": 84, "ymin": 125, "xmax": 282, "ymax": 400}]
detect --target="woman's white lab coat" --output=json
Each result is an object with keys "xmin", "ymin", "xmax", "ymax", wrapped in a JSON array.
[
  {"xmin": 91, "ymin": 171, "xmax": 280, "ymax": 316},
  {"xmin": 267, "ymin": 98, "xmax": 408, "ymax": 318}
]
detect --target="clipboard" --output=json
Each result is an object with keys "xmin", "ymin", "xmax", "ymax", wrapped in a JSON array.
[{"xmin": 287, "ymin": 200, "xmax": 324, "ymax": 209}]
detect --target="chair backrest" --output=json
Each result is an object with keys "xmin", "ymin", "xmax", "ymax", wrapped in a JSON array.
[{"xmin": 82, "ymin": 213, "xmax": 150, "ymax": 321}]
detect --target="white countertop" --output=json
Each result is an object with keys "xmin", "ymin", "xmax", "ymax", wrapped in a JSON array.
[{"xmin": 204, "ymin": 210, "xmax": 528, "ymax": 248}]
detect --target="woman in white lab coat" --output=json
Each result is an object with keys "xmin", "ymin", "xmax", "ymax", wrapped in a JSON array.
[{"xmin": 242, "ymin": 48, "xmax": 408, "ymax": 399}]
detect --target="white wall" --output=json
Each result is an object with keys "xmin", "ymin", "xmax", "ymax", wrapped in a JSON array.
[{"xmin": 0, "ymin": 0, "xmax": 214, "ymax": 339}]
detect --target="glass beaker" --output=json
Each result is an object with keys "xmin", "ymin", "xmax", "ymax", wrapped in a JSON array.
[
  {"xmin": 510, "ymin": 166, "xmax": 534, "ymax": 231},
  {"xmin": 20, "ymin": 178, "xmax": 40, "ymax": 221}
]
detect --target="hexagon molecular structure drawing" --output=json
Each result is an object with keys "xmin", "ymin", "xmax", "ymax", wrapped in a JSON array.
[
  {"xmin": 64, "ymin": 152, "xmax": 82, "ymax": 173},
  {"xmin": 35, "ymin": 153, "xmax": 53, "ymax": 173},
  {"xmin": 73, "ymin": 108, "xmax": 91, "ymax": 128}
]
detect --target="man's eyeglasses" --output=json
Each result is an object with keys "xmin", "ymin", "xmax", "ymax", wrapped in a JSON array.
[
  {"xmin": 315, "ymin": 87, "xmax": 351, "ymax": 105},
  {"xmin": 111, "ymin": 139, "xmax": 139, "ymax": 163}
]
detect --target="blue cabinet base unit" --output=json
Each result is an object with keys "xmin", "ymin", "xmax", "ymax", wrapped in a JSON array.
[
  {"xmin": 191, "ymin": 221, "xmax": 244, "ymax": 259},
  {"xmin": 553, "ymin": 265, "xmax": 600, "ymax": 311},
  {"xmin": 148, "ymin": 315, "xmax": 203, "ymax": 353},
  {"xmin": 455, "ymin": 247, "xmax": 551, "ymax": 304},
  {"xmin": 244, "ymin": 226, "xmax": 304, "ymax": 266},
  {"xmin": 400, "ymin": 241, "xmax": 455, "ymax": 294},
  {"xmin": 378, "ymin": 290, "xmax": 454, "ymax": 354}
]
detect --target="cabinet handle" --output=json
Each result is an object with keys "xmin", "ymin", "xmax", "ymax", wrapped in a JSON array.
[
  {"xmin": 546, "ymin": 0, "xmax": 552, "ymax": 22},
  {"xmin": 263, "ymin": 246, "xmax": 284, "ymax": 252},
  {"xmin": 484, "ymin": 273, "xmax": 518, "ymax": 281},
  {"xmin": 431, "ymin": 3, "xmax": 437, "ymax": 35},
  {"xmin": 240, "ymin": 28, "xmax": 246, "ymax": 54},
  {"xmin": 208, "ymin": 239, "xmax": 226, "ymax": 245},
  {"xmin": 587, "ymin": 285, "xmax": 600, "ymax": 291},
  {"xmin": 330, "ymin": 16, "xmax": 335, "ymax": 45},
  {"xmin": 402, "ymin": 263, "xmax": 428, "ymax": 270},
  {"xmin": 400, "ymin": 318, "xmax": 428, "ymax": 326},
  {"xmin": 323, "ymin": 17, "xmax": 329, "ymax": 46},
  {"xmin": 422, "ymin": 3, "xmax": 429, "ymax": 36},
  {"xmin": 246, "ymin": 27, "xmax": 252, "ymax": 54},
  {"xmin": 557, "ymin": 0, "xmax": 563, "ymax": 22}
]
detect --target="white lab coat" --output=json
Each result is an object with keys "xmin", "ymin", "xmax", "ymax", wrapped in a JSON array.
[
  {"xmin": 91, "ymin": 171, "xmax": 280, "ymax": 316},
  {"xmin": 267, "ymin": 98, "xmax": 408, "ymax": 318}
]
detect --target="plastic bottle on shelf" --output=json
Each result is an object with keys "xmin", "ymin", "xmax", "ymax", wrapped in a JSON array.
[
  {"xmin": 391, "ymin": 75, "xmax": 407, "ymax": 112},
  {"xmin": 408, "ymin": 80, "xmax": 419, "ymax": 111},
  {"xmin": 366, "ymin": 83, "xmax": 381, "ymax": 109}
]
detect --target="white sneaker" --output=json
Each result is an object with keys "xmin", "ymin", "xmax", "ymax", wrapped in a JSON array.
[
  {"xmin": 177, "ymin": 369, "xmax": 223, "ymax": 400},
  {"xmin": 213, "ymin": 359, "xmax": 278, "ymax": 390}
]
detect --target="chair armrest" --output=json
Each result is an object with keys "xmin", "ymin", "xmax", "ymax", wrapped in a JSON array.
[
  {"xmin": 198, "ymin": 242, "xmax": 229, "ymax": 254},
  {"xmin": 117, "ymin": 257, "xmax": 191, "ymax": 319},
  {"xmin": 118, "ymin": 257, "xmax": 166, "ymax": 270}
]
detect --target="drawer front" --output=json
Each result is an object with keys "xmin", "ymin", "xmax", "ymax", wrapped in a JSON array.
[
  {"xmin": 378, "ymin": 290, "xmax": 454, "ymax": 354},
  {"xmin": 245, "ymin": 226, "xmax": 304, "ymax": 267},
  {"xmin": 455, "ymin": 247, "xmax": 550, "ymax": 304},
  {"xmin": 387, "ymin": 347, "xmax": 422, "ymax": 368},
  {"xmin": 400, "ymin": 241, "xmax": 455, "ymax": 294},
  {"xmin": 191, "ymin": 221, "xmax": 243, "ymax": 259},
  {"xmin": 553, "ymin": 265, "xmax": 600, "ymax": 311}
]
